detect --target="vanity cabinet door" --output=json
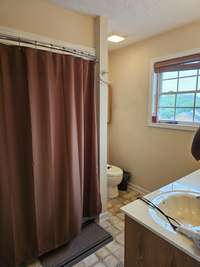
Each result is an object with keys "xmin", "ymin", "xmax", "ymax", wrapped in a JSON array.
[{"xmin": 125, "ymin": 215, "xmax": 199, "ymax": 267}]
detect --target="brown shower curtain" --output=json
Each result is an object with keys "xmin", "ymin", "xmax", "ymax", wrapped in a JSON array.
[{"xmin": 0, "ymin": 44, "xmax": 101, "ymax": 267}]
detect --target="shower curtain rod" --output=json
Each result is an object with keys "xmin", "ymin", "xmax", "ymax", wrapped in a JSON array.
[{"xmin": 0, "ymin": 33, "xmax": 97, "ymax": 61}]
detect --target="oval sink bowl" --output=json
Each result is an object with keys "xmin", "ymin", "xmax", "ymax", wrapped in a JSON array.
[{"xmin": 149, "ymin": 191, "xmax": 200, "ymax": 231}]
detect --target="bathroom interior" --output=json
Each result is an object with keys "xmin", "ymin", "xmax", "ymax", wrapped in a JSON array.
[{"xmin": 1, "ymin": 1, "xmax": 200, "ymax": 267}]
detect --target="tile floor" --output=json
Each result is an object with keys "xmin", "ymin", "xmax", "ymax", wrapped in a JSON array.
[{"xmin": 73, "ymin": 190, "xmax": 142, "ymax": 267}]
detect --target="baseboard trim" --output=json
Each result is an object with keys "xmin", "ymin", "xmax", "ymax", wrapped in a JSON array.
[
  {"xmin": 128, "ymin": 182, "xmax": 150, "ymax": 195},
  {"xmin": 99, "ymin": 211, "xmax": 109, "ymax": 222}
]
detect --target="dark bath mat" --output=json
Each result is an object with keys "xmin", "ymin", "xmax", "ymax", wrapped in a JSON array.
[{"xmin": 40, "ymin": 222, "xmax": 113, "ymax": 267}]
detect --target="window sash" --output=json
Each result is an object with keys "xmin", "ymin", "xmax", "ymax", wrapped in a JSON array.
[{"xmin": 156, "ymin": 70, "xmax": 200, "ymax": 124}]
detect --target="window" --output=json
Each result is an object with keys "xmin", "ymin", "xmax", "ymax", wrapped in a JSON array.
[{"xmin": 151, "ymin": 53, "xmax": 200, "ymax": 129}]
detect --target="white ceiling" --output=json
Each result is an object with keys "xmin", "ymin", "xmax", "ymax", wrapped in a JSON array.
[{"xmin": 50, "ymin": 0, "xmax": 200, "ymax": 49}]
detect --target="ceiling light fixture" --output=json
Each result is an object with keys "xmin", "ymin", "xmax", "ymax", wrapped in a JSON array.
[{"xmin": 107, "ymin": 34, "xmax": 125, "ymax": 43}]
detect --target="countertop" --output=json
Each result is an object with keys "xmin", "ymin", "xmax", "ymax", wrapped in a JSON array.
[{"xmin": 121, "ymin": 169, "xmax": 200, "ymax": 262}]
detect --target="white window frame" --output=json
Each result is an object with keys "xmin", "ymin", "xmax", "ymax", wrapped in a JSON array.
[{"xmin": 148, "ymin": 48, "xmax": 200, "ymax": 131}]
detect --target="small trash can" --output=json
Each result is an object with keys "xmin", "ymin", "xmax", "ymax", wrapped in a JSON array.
[{"xmin": 118, "ymin": 170, "xmax": 131, "ymax": 191}]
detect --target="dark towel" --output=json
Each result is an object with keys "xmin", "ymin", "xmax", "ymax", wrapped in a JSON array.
[{"xmin": 191, "ymin": 127, "xmax": 200, "ymax": 160}]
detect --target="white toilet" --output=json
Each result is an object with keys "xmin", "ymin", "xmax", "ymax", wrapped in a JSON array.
[{"xmin": 107, "ymin": 164, "xmax": 123, "ymax": 198}]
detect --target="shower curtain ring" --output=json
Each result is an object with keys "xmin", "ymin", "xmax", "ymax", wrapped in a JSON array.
[
  {"xmin": 51, "ymin": 44, "xmax": 54, "ymax": 53},
  {"xmin": 18, "ymin": 38, "xmax": 21, "ymax": 49}
]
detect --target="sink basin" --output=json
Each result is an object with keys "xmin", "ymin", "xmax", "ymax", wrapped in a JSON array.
[{"xmin": 149, "ymin": 191, "xmax": 200, "ymax": 231}]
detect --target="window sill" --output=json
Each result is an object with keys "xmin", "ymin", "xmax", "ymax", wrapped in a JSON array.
[{"xmin": 148, "ymin": 122, "xmax": 199, "ymax": 132}]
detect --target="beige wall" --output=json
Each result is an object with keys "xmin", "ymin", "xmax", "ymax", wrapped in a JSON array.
[
  {"xmin": 109, "ymin": 21, "xmax": 200, "ymax": 192},
  {"xmin": 0, "ymin": 0, "xmax": 95, "ymax": 48}
]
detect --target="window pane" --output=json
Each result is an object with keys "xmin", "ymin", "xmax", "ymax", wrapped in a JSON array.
[
  {"xmin": 178, "ymin": 76, "xmax": 197, "ymax": 91},
  {"xmin": 194, "ymin": 108, "xmax": 200, "ymax": 123},
  {"xmin": 198, "ymin": 76, "xmax": 200, "ymax": 90},
  {"xmin": 158, "ymin": 108, "xmax": 174, "ymax": 121},
  {"xmin": 179, "ymin": 69, "xmax": 197, "ymax": 77},
  {"xmin": 162, "ymin": 79, "xmax": 177, "ymax": 92},
  {"xmin": 175, "ymin": 108, "xmax": 193, "ymax": 122},
  {"xmin": 176, "ymin": 93, "xmax": 194, "ymax": 107},
  {"xmin": 159, "ymin": 94, "xmax": 175, "ymax": 107},
  {"xmin": 196, "ymin": 93, "xmax": 200, "ymax": 107},
  {"xmin": 162, "ymin": 71, "xmax": 178, "ymax": 79}
]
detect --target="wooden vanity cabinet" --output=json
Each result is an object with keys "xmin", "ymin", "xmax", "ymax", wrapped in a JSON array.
[{"xmin": 125, "ymin": 215, "xmax": 200, "ymax": 267}]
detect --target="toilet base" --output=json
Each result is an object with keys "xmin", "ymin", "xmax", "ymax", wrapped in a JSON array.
[{"xmin": 108, "ymin": 186, "xmax": 119, "ymax": 199}]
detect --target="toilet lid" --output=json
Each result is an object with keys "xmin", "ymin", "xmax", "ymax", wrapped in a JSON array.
[{"xmin": 107, "ymin": 165, "xmax": 123, "ymax": 177}]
